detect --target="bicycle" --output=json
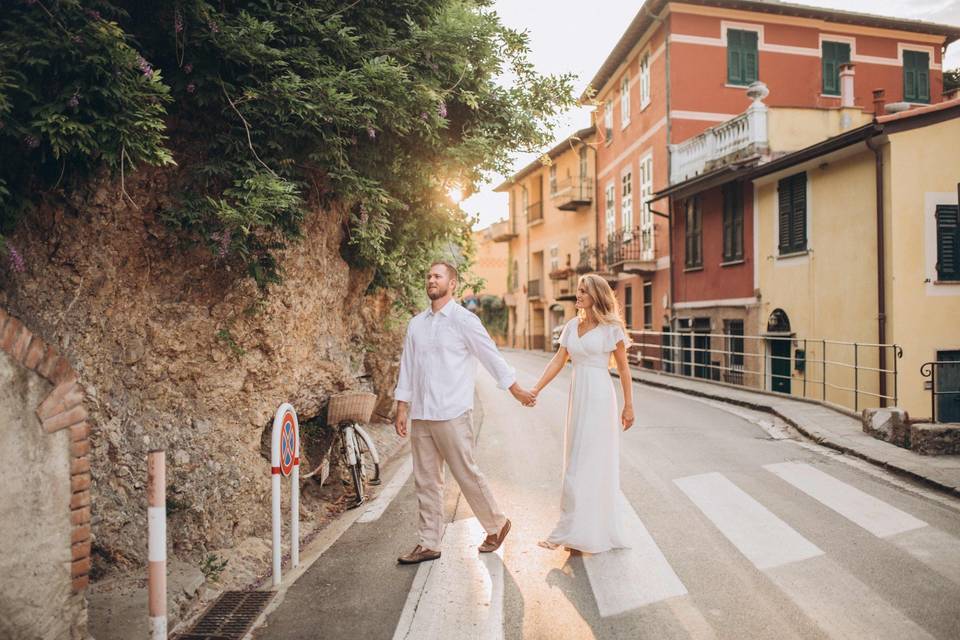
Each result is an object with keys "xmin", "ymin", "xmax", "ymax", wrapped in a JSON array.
[{"xmin": 310, "ymin": 391, "xmax": 382, "ymax": 509}]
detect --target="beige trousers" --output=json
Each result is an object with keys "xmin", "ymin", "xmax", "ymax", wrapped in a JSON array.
[{"xmin": 411, "ymin": 410, "xmax": 506, "ymax": 550}]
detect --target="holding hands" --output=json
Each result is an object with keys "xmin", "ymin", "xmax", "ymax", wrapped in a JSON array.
[{"xmin": 509, "ymin": 383, "xmax": 537, "ymax": 407}]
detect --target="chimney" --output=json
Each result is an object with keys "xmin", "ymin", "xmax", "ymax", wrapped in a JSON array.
[
  {"xmin": 872, "ymin": 89, "xmax": 886, "ymax": 116},
  {"xmin": 839, "ymin": 63, "xmax": 855, "ymax": 108}
]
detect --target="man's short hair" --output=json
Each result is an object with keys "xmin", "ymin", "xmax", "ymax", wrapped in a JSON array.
[{"xmin": 430, "ymin": 260, "xmax": 459, "ymax": 283}]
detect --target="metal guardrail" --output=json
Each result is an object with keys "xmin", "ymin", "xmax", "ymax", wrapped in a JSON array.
[
  {"xmin": 627, "ymin": 329, "xmax": 902, "ymax": 413},
  {"xmin": 920, "ymin": 361, "xmax": 960, "ymax": 423}
]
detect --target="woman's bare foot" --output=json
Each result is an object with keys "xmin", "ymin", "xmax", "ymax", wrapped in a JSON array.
[{"xmin": 537, "ymin": 540, "xmax": 560, "ymax": 550}]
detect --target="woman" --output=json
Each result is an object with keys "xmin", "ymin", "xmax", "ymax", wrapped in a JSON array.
[{"xmin": 530, "ymin": 273, "xmax": 635, "ymax": 554}]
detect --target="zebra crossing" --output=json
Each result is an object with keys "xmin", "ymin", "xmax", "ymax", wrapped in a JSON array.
[{"xmin": 393, "ymin": 461, "xmax": 960, "ymax": 639}]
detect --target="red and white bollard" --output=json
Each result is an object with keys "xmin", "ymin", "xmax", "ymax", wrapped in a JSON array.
[
  {"xmin": 147, "ymin": 450, "xmax": 167, "ymax": 639},
  {"xmin": 270, "ymin": 404, "xmax": 300, "ymax": 587}
]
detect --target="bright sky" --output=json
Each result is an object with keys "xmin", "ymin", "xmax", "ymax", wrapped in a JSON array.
[{"xmin": 462, "ymin": 0, "xmax": 960, "ymax": 230}]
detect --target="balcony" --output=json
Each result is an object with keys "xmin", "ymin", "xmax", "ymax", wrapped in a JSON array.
[
  {"xmin": 555, "ymin": 271, "xmax": 578, "ymax": 301},
  {"xmin": 527, "ymin": 278, "xmax": 542, "ymax": 300},
  {"xmin": 490, "ymin": 219, "xmax": 517, "ymax": 243},
  {"xmin": 527, "ymin": 201, "xmax": 544, "ymax": 224},
  {"xmin": 606, "ymin": 226, "xmax": 657, "ymax": 274},
  {"xmin": 669, "ymin": 86, "xmax": 769, "ymax": 185},
  {"xmin": 575, "ymin": 246, "xmax": 595, "ymax": 274},
  {"xmin": 550, "ymin": 178, "xmax": 594, "ymax": 211}
]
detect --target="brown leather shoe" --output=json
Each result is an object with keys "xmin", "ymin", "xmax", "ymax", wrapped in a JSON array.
[
  {"xmin": 397, "ymin": 545, "xmax": 441, "ymax": 565},
  {"xmin": 479, "ymin": 518, "xmax": 511, "ymax": 553}
]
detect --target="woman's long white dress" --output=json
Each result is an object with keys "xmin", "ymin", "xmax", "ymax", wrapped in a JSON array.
[{"xmin": 546, "ymin": 317, "xmax": 630, "ymax": 553}]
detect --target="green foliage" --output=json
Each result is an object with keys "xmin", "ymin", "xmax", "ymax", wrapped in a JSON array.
[
  {"xmin": 945, "ymin": 68, "xmax": 960, "ymax": 93},
  {"xmin": 1, "ymin": 1, "xmax": 575, "ymax": 307},
  {"xmin": 200, "ymin": 552, "xmax": 228, "ymax": 582}
]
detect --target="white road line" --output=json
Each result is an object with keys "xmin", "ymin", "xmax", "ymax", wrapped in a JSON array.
[
  {"xmin": 392, "ymin": 518, "xmax": 504, "ymax": 640},
  {"xmin": 764, "ymin": 462, "xmax": 928, "ymax": 538},
  {"xmin": 582, "ymin": 494, "xmax": 688, "ymax": 617},
  {"xmin": 358, "ymin": 457, "xmax": 414, "ymax": 523},
  {"xmin": 674, "ymin": 472, "xmax": 823, "ymax": 569},
  {"xmin": 767, "ymin": 556, "xmax": 937, "ymax": 640},
  {"xmin": 889, "ymin": 526, "xmax": 960, "ymax": 586}
]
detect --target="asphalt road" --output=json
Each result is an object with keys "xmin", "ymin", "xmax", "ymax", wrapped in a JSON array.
[{"xmin": 253, "ymin": 349, "xmax": 960, "ymax": 640}]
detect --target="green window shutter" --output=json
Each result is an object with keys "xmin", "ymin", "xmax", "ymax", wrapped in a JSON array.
[
  {"xmin": 728, "ymin": 30, "xmax": 742, "ymax": 84},
  {"xmin": 743, "ymin": 31, "xmax": 758, "ymax": 84},
  {"xmin": 790, "ymin": 173, "xmax": 807, "ymax": 252},
  {"xmin": 936, "ymin": 204, "xmax": 960, "ymax": 281},
  {"xmin": 822, "ymin": 42, "xmax": 850, "ymax": 95},
  {"xmin": 733, "ymin": 185, "xmax": 744, "ymax": 259},
  {"xmin": 777, "ymin": 179, "xmax": 791, "ymax": 253},
  {"xmin": 904, "ymin": 51, "xmax": 930, "ymax": 103}
]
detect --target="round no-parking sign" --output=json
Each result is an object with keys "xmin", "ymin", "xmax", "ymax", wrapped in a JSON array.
[{"xmin": 278, "ymin": 409, "xmax": 297, "ymax": 477}]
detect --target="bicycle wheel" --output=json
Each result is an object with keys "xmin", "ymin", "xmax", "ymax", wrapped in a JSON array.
[
  {"xmin": 343, "ymin": 425, "xmax": 365, "ymax": 509},
  {"xmin": 355, "ymin": 427, "xmax": 381, "ymax": 485}
]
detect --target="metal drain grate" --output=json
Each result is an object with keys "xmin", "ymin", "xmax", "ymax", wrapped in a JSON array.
[{"xmin": 176, "ymin": 590, "xmax": 274, "ymax": 640}]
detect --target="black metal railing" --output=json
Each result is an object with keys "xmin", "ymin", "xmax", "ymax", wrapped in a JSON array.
[
  {"xmin": 605, "ymin": 226, "xmax": 651, "ymax": 268},
  {"xmin": 575, "ymin": 246, "xmax": 595, "ymax": 273},
  {"xmin": 920, "ymin": 360, "xmax": 960, "ymax": 423},
  {"xmin": 627, "ymin": 329, "xmax": 902, "ymax": 414},
  {"xmin": 551, "ymin": 177, "xmax": 594, "ymax": 208},
  {"xmin": 528, "ymin": 278, "xmax": 542, "ymax": 298}
]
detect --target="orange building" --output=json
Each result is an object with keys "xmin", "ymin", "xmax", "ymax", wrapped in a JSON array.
[
  {"xmin": 586, "ymin": 0, "xmax": 958, "ymax": 339},
  {"xmin": 468, "ymin": 224, "xmax": 509, "ymax": 298}
]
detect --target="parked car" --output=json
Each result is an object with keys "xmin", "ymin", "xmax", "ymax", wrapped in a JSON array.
[{"xmin": 551, "ymin": 324, "xmax": 563, "ymax": 351}]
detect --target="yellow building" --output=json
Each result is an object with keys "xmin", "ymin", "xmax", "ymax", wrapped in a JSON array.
[
  {"xmin": 750, "ymin": 98, "xmax": 960, "ymax": 420},
  {"xmin": 468, "ymin": 223, "xmax": 509, "ymax": 298},
  {"xmin": 493, "ymin": 127, "xmax": 598, "ymax": 350}
]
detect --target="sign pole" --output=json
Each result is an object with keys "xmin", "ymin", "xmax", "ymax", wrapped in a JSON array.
[
  {"xmin": 270, "ymin": 403, "xmax": 299, "ymax": 587},
  {"xmin": 147, "ymin": 450, "xmax": 167, "ymax": 639}
]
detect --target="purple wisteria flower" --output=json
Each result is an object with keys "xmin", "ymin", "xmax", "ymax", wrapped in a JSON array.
[
  {"xmin": 183, "ymin": 63, "xmax": 193, "ymax": 74},
  {"xmin": 186, "ymin": 83, "xmax": 196, "ymax": 94},
  {"xmin": 212, "ymin": 230, "xmax": 231, "ymax": 258},
  {"xmin": 175, "ymin": 10, "xmax": 184, "ymax": 33},
  {"xmin": 137, "ymin": 56, "xmax": 154, "ymax": 79},
  {"xmin": 367, "ymin": 127, "xmax": 376, "ymax": 139},
  {"xmin": 437, "ymin": 101, "xmax": 447, "ymax": 118},
  {"xmin": 209, "ymin": 20, "xmax": 220, "ymax": 34},
  {"xmin": 420, "ymin": 111, "xmax": 429, "ymax": 121},
  {"xmin": 7, "ymin": 246, "xmax": 25, "ymax": 273},
  {"xmin": 85, "ymin": 9, "xmax": 101, "ymax": 20},
  {"xmin": 23, "ymin": 135, "xmax": 39, "ymax": 149}
]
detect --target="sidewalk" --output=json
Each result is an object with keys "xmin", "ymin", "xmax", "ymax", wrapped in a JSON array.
[{"xmin": 612, "ymin": 365, "xmax": 960, "ymax": 497}]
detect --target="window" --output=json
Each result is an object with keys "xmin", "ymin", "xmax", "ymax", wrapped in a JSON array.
[
  {"xmin": 724, "ymin": 319, "xmax": 745, "ymax": 385},
  {"xmin": 727, "ymin": 29, "xmax": 758, "ymax": 86},
  {"xmin": 549, "ymin": 245, "xmax": 559, "ymax": 274},
  {"xmin": 643, "ymin": 281, "xmax": 653, "ymax": 329},
  {"xmin": 549, "ymin": 164, "xmax": 557, "ymax": 195},
  {"xmin": 821, "ymin": 41, "xmax": 851, "ymax": 96},
  {"xmin": 936, "ymin": 204, "xmax": 959, "ymax": 281},
  {"xmin": 621, "ymin": 170, "xmax": 633, "ymax": 237},
  {"xmin": 511, "ymin": 259, "xmax": 519, "ymax": 290},
  {"xmin": 620, "ymin": 75, "xmax": 630, "ymax": 128},
  {"xmin": 639, "ymin": 153, "xmax": 654, "ymax": 258},
  {"xmin": 640, "ymin": 52, "xmax": 651, "ymax": 109},
  {"xmin": 684, "ymin": 197, "xmax": 702, "ymax": 268},
  {"xmin": 777, "ymin": 173, "xmax": 807, "ymax": 255},
  {"xmin": 624, "ymin": 285, "xmax": 633, "ymax": 329},
  {"xmin": 579, "ymin": 146, "xmax": 588, "ymax": 182},
  {"xmin": 722, "ymin": 182, "xmax": 744, "ymax": 261},
  {"xmin": 903, "ymin": 50, "xmax": 930, "ymax": 103},
  {"xmin": 604, "ymin": 99, "xmax": 613, "ymax": 142},
  {"xmin": 605, "ymin": 182, "xmax": 615, "ymax": 239}
]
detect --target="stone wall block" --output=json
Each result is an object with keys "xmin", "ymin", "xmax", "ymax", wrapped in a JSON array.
[
  {"xmin": 36, "ymin": 344, "xmax": 61, "ymax": 379},
  {"xmin": 24, "ymin": 338, "xmax": 46, "ymax": 369},
  {"xmin": 71, "ymin": 472, "xmax": 91, "ymax": 494},
  {"xmin": 69, "ymin": 490, "xmax": 91, "ymax": 510},
  {"xmin": 70, "ymin": 525, "xmax": 91, "ymax": 545},
  {"xmin": 42, "ymin": 404, "xmax": 88, "ymax": 434},
  {"xmin": 69, "ymin": 422, "xmax": 90, "ymax": 442},
  {"xmin": 71, "ymin": 539, "xmax": 91, "ymax": 561},
  {"xmin": 70, "ymin": 439, "xmax": 91, "ymax": 459},
  {"xmin": 37, "ymin": 381, "xmax": 83, "ymax": 421},
  {"xmin": 0, "ymin": 315, "xmax": 23, "ymax": 352},
  {"xmin": 70, "ymin": 507, "xmax": 92, "ymax": 527},
  {"xmin": 70, "ymin": 557, "xmax": 91, "ymax": 578},
  {"xmin": 11, "ymin": 325, "xmax": 33, "ymax": 362},
  {"xmin": 70, "ymin": 457, "xmax": 91, "ymax": 476},
  {"xmin": 71, "ymin": 575, "xmax": 89, "ymax": 593},
  {"xmin": 49, "ymin": 356, "xmax": 78, "ymax": 385}
]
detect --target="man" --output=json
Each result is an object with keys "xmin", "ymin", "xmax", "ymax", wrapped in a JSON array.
[{"xmin": 394, "ymin": 261, "xmax": 535, "ymax": 565}]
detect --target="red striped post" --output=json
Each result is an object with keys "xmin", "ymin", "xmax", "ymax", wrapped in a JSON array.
[{"xmin": 147, "ymin": 450, "xmax": 167, "ymax": 639}]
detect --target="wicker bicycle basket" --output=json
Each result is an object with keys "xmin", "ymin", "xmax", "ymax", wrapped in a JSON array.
[{"xmin": 327, "ymin": 391, "xmax": 377, "ymax": 426}]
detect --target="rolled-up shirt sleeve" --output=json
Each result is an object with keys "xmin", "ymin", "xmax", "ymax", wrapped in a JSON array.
[
  {"xmin": 393, "ymin": 322, "xmax": 415, "ymax": 403},
  {"xmin": 461, "ymin": 312, "xmax": 516, "ymax": 390}
]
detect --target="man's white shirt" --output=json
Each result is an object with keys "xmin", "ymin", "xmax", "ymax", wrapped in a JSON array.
[{"xmin": 394, "ymin": 298, "xmax": 516, "ymax": 421}]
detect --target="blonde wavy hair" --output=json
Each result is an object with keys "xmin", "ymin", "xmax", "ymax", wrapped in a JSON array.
[{"xmin": 577, "ymin": 274, "xmax": 630, "ymax": 345}]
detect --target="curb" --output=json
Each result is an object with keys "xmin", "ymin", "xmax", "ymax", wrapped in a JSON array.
[{"xmin": 612, "ymin": 369, "xmax": 960, "ymax": 499}]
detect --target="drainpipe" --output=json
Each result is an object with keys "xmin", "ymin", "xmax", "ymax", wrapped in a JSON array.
[{"xmin": 865, "ymin": 134, "xmax": 888, "ymax": 407}]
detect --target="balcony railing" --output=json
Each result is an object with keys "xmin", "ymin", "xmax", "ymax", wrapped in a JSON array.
[
  {"xmin": 920, "ymin": 360, "xmax": 960, "ymax": 423},
  {"xmin": 551, "ymin": 177, "xmax": 594, "ymax": 210},
  {"xmin": 490, "ymin": 219, "xmax": 517, "ymax": 243},
  {"xmin": 669, "ymin": 95, "xmax": 768, "ymax": 185},
  {"xmin": 627, "ymin": 329, "xmax": 902, "ymax": 415},
  {"xmin": 527, "ymin": 278, "xmax": 542, "ymax": 299},
  {"xmin": 527, "ymin": 201, "xmax": 544, "ymax": 224},
  {"xmin": 605, "ymin": 226, "xmax": 656, "ymax": 273},
  {"xmin": 575, "ymin": 246, "xmax": 595, "ymax": 273}
]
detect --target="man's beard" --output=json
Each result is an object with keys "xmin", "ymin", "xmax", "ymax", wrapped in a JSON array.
[{"xmin": 427, "ymin": 284, "xmax": 448, "ymax": 300}]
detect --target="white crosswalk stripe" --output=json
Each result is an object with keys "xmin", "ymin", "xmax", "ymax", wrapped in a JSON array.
[
  {"xmin": 764, "ymin": 462, "xmax": 927, "ymax": 537},
  {"xmin": 392, "ymin": 518, "xmax": 504, "ymax": 640},
  {"xmin": 676, "ymin": 470, "xmax": 937, "ymax": 640},
  {"xmin": 766, "ymin": 461, "xmax": 960, "ymax": 586},
  {"xmin": 674, "ymin": 472, "xmax": 823, "ymax": 569},
  {"xmin": 582, "ymin": 493, "xmax": 689, "ymax": 617}
]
